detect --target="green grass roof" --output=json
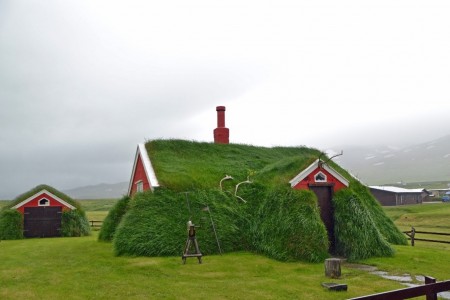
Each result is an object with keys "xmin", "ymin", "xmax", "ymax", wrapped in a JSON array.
[{"xmin": 146, "ymin": 139, "xmax": 324, "ymax": 190}]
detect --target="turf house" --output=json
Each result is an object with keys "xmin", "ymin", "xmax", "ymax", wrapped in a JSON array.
[
  {"xmin": 0, "ymin": 184, "xmax": 90, "ymax": 239},
  {"xmin": 100, "ymin": 106, "xmax": 407, "ymax": 262}
]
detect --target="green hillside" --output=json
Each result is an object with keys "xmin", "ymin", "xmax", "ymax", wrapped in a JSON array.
[{"xmin": 100, "ymin": 139, "xmax": 406, "ymax": 262}]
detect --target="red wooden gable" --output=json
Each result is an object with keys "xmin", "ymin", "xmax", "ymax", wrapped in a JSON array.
[
  {"xmin": 289, "ymin": 159, "xmax": 349, "ymax": 192},
  {"xmin": 128, "ymin": 143, "xmax": 160, "ymax": 197},
  {"xmin": 12, "ymin": 190, "xmax": 75, "ymax": 214}
]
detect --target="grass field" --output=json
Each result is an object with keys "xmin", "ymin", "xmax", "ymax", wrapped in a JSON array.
[{"xmin": 1, "ymin": 200, "xmax": 449, "ymax": 299}]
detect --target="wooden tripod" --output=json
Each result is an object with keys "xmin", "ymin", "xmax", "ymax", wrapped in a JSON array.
[{"xmin": 182, "ymin": 224, "xmax": 202, "ymax": 264}]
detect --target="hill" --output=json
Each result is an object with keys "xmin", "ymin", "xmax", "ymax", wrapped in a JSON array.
[
  {"xmin": 62, "ymin": 182, "xmax": 128, "ymax": 199},
  {"xmin": 330, "ymin": 135, "xmax": 450, "ymax": 185}
]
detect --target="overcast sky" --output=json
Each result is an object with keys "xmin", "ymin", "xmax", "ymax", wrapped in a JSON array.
[{"xmin": 1, "ymin": 0, "xmax": 449, "ymax": 199}]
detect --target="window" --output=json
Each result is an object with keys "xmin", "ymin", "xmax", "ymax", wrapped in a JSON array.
[
  {"xmin": 314, "ymin": 171, "xmax": 327, "ymax": 183},
  {"xmin": 39, "ymin": 198, "xmax": 50, "ymax": 206},
  {"xmin": 136, "ymin": 181, "xmax": 144, "ymax": 193}
]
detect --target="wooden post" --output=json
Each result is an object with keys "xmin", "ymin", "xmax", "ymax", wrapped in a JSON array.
[
  {"xmin": 325, "ymin": 258, "xmax": 341, "ymax": 278},
  {"xmin": 425, "ymin": 276, "xmax": 437, "ymax": 300},
  {"xmin": 411, "ymin": 226, "xmax": 415, "ymax": 247}
]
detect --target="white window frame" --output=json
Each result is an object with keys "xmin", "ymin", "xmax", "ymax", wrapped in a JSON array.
[
  {"xmin": 136, "ymin": 180, "xmax": 144, "ymax": 193},
  {"xmin": 314, "ymin": 171, "xmax": 327, "ymax": 183},
  {"xmin": 38, "ymin": 198, "xmax": 50, "ymax": 206}
]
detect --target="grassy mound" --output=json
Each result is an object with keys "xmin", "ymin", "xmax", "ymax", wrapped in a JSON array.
[
  {"xmin": 247, "ymin": 186, "xmax": 329, "ymax": 262},
  {"xmin": 113, "ymin": 186, "xmax": 329, "ymax": 262},
  {"xmin": 0, "ymin": 184, "xmax": 90, "ymax": 239},
  {"xmin": 98, "ymin": 196, "xmax": 130, "ymax": 242},
  {"xmin": 334, "ymin": 188, "xmax": 394, "ymax": 261},
  {"xmin": 113, "ymin": 189, "xmax": 245, "ymax": 257},
  {"xmin": 349, "ymin": 182, "xmax": 407, "ymax": 245}
]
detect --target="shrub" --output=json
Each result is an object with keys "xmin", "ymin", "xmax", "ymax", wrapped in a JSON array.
[
  {"xmin": 98, "ymin": 196, "xmax": 130, "ymax": 242},
  {"xmin": 60, "ymin": 210, "xmax": 90, "ymax": 237},
  {"xmin": 0, "ymin": 210, "xmax": 23, "ymax": 240}
]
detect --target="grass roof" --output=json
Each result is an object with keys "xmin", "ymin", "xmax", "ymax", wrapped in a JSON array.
[
  {"xmin": 146, "ymin": 139, "xmax": 323, "ymax": 190},
  {"xmin": 3, "ymin": 184, "xmax": 83, "ymax": 211}
]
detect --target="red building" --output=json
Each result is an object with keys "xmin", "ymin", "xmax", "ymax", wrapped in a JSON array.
[
  {"xmin": 289, "ymin": 159, "xmax": 349, "ymax": 252},
  {"xmin": 12, "ymin": 188, "xmax": 75, "ymax": 238},
  {"xmin": 289, "ymin": 159, "xmax": 349, "ymax": 192},
  {"xmin": 127, "ymin": 143, "xmax": 160, "ymax": 197}
]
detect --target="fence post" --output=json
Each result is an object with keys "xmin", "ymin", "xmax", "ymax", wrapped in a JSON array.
[
  {"xmin": 425, "ymin": 276, "xmax": 437, "ymax": 300},
  {"xmin": 411, "ymin": 226, "xmax": 415, "ymax": 246}
]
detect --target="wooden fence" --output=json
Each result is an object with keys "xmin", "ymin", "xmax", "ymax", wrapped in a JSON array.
[
  {"xmin": 350, "ymin": 276, "xmax": 450, "ymax": 300},
  {"xmin": 89, "ymin": 220, "xmax": 103, "ymax": 228},
  {"xmin": 404, "ymin": 227, "xmax": 450, "ymax": 246}
]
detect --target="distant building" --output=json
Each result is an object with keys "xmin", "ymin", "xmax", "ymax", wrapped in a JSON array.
[
  {"xmin": 369, "ymin": 186, "xmax": 431, "ymax": 206},
  {"xmin": 428, "ymin": 188, "xmax": 450, "ymax": 198}
]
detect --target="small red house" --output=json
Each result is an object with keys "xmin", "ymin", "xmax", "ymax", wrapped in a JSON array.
[
  {"xmin": 12, "ymin": 188, "xmax": 76, "ymax": 238},
  {"xmin": 289, "ymin": 159, "xmax": 349, "ymax": 252}
]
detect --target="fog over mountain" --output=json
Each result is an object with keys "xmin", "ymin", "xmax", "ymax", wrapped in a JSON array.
[{"xmin": 329, "ymin": 135, "xmax": 450, "ymax": 185}]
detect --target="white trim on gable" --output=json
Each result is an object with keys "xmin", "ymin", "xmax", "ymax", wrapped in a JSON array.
[
  {"xmin": 289, "ymin": 159, "xmax": 349, "ymax": 188},
  {"xmin": 11, "ymin": 189, "xmax": 76, "ymax": 210},
  {"xmin": 127, "ymin": 143, "xmax": 160, "ymax": 196}
]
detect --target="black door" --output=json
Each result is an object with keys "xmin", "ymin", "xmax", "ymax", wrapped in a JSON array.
[
  {"xmin": 23, "ymin": 207, "xmax": 62, "ymax": 238},
  {"xmin": 309, "ymin": 185, "xmax": 335, "ymax": 253}
]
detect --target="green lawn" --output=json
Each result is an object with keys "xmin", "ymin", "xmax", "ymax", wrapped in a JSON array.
[
  {"xmin": 1, "ymin": 200, "xmax": 449, "ymax": 299},
  {"xmin": 0, "ymin": 233, "xmax": 406, "ymax": 300},
  {"xmin": 384, "ymin": 202, "xmax": 450, "ymax": 237}
]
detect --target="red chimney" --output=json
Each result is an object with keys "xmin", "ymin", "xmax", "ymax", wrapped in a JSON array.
[{"xmin": 214, "ymin": 106, "xmax": 229, "ymax": 144}]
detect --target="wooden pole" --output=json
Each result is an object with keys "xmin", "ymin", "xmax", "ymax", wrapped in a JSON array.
[
  {"xmin": 425, "ymin": 276, "xmax": 437, "ymax": 300},
  {"xmin": 411, "ymin": 226, "xmax": 415, "ymax": 247}
]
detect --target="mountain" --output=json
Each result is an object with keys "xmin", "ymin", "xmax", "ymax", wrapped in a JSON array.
[
  {"xmin": 328, "ymin": 135, "xmax": 450, "ymax": 185},
  {"xmin": 62, "ymin": 182, "xmax": 128, "ymax": 199}
]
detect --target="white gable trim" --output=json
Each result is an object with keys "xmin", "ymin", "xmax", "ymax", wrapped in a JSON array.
[
  {"xmin": 11, "ymin": 189, "xmax": 76, "ymax": 210},
  {"xmin": 127, "ymin": 143, "xmax": 160, "ymax": 196},
  {"xmin": 289, "ymin": 159, "xmax": 349, "ymax": 188}
]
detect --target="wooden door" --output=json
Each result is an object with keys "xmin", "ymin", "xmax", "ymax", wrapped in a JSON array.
[
  {"xmin": 309, "ymin": 185, "xmax": 335, "ymax": 253},
  {"xmin": 23, "ymin": 207, "xmax": 62, "ymax": 238}
]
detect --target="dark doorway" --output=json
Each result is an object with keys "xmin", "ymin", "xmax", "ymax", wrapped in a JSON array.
[
  {"xmin": 23, "ymin": 207, "xmax": 62, "ymax": 238},
  {"xmin": 309, "ymin": 184, "xmax": 335, "ymax": 253}
]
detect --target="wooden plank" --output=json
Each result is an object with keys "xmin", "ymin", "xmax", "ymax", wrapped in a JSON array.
[
  {"xmin": 414, "ymin": 231, "xmax": 450, "ymax": 236},
  {"xmin": 350, "ymin": 280, "xmax": 450, "ymax": 300}
]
